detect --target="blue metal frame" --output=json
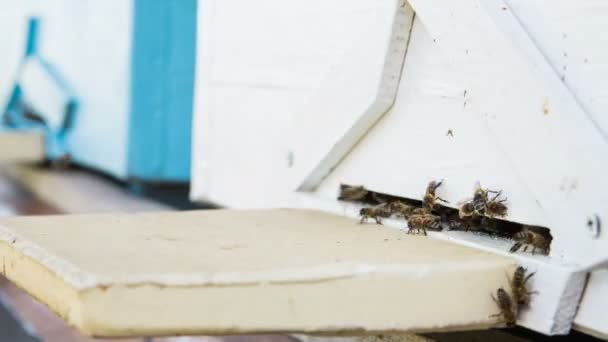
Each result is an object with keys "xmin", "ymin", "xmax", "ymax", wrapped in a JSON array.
[{"xmin": 2, "ymin": 17, "xmax": 78, "ymax": 161}]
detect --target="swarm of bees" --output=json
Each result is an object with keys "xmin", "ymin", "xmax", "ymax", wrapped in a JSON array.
[
  {"xmin": 338, "ymin": 181, "xmax": 552, "ymax": 255},
  {"xmin": 491, "ymin": 266, "xmax": 537, "ymax": 326}
]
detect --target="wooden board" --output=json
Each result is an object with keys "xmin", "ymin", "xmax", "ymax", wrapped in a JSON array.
[
  {"xmin": 0, "ymin": 209, "xmax": 515, "ymax": 337},
  {"xmin": 0, "ymin": 132, "xmax": 44, "ymax": 163},
  {"xmin": 0, "ymin": 165, "xmax": 170, "ymax": 213}
]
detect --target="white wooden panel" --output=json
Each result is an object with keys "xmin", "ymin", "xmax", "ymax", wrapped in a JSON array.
[
  {"xmin": 574, "ymin": 269, "xmax": 608, "ymax": 340},
  {"xmin": 191, "ymin": 0, "xmax": 399, "ymax": 207},
  {"xmin": 288, "ymin": 1, "xmax": 413, "ymax": 191},
  {"xmin": 507, "ymin": 0, "xmax": 608, "ymax": 137},
  {"xmin": 315, "ymin": 19, "xmax": 547, "ymax": 227},
  {"xmin": 405, "ymin": 0, "xmax": 608, "ymax": 264}
]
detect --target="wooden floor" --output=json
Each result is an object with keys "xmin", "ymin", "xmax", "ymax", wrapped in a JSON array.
[{"xmin": 0, "ymin": 171, "xmax": 294, "ymax": 342}]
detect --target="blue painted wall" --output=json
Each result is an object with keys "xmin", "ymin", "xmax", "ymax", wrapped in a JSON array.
[{"xmin": 128, "ymin": 0, "xmax": 197, "ymax": 182}]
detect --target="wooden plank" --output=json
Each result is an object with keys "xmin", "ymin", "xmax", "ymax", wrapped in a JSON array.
[
  {"xmin": 288, "ymin": 0, "xmax": 414, "ymax": 191},
  {"xmin": 0, "ymin": 132, "xmax": 44, "ymax": 163},
  {"xmin": 1, "ymin": 165, "xmax": 170, "ymax": 213},
  {"xmin": 0, "ymin": 209, "xmax": 515, "ymax": 337}
]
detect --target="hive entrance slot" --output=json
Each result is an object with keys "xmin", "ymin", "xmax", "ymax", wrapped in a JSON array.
[{"xmin": 338, "ymin": 183, "xmax": 553, "ymax": 255}]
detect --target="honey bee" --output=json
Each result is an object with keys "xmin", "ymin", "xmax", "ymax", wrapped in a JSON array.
[
  {"xmin": 486, "ymin": 191, "xmax": 508, "ymax": 218},
  {"xmin": 388, "ymin": 201, "xmax": 415, "ymax": 218},
  {"xmin": 510, "ymin": 227, "xmax": 550, "ymax": 255},
  {"xmin": 338, "ymin": 184, "xmax": 368, "ymax": 202},
  {"xmin": 491, "ymin": 288, "xmax": 517, "ymax": 327},
  {"xmin": 509, "ymin": 266, "xmax": 537, "ymax": 307},
  {"xmin": 458, "ymin": 200, "xmax": 476, "ymax": 219},
  {"xmin": 406, "ymin": 214, "xmax": 442, "ymax": 236},
  {"xmin": 423, "ymin": 180, "xmax": 449, "ymax": 211},
  {"xmin": 359, "ymin": 203, "xmax": 392, "ymax": 224}
]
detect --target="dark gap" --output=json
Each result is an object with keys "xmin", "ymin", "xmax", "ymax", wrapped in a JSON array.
[{"xmin": 337, "ymin": 183, "xmax": 553, "ymax": 254}]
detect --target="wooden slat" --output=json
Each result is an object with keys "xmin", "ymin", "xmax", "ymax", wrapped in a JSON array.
[
  {"xmin": 1, "ymin": 165, "xmax": 170, "ymax": 213},
  {"xmin": 0, "ymin": 209, "xmax": 515, "ymax": 337},
  {"xmin": 0, "ymin": 132, "xmax": 44, "ymax": 163}
]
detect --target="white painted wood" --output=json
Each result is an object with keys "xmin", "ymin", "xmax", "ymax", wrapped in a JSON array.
[
  {"xmin": 191, "ymin": 0, "xmax": 399, "ymax": 208},
  {"xmin": 1, "ymin": 165, "xmax": 170, "ymax": 213},
  {"xmin": 289, "ymin": 1, "xmax": 414, "ymax": 191},
  {"xmin": 506, "ymin": 0, "xmax": 608, "ymax": 138},
  {"xmin": 0, "ymin": 132, "xmax": 44, "ymax": 163},
  {"xmin": 405, "ymin": 0, "xmax": 608, "ymax": 264},
  {"xmin": 574, "ymin": 269, "xmax": 608, "ymax": 340}
]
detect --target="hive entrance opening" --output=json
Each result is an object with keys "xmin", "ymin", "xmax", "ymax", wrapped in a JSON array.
[{"xmin": 337, "ymin": 183, "xmax": 553, "ymax": 255}]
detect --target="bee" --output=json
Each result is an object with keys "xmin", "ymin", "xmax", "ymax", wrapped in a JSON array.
[
  {"xmin": 388, "ymin": 201, "xmax": 415, "ymax": 219},
  {"xmin": 486, "ymin": 191, "xmax": 508, "ymax": 218},
  {"xmin": 510, "ymin": 227, "xmax": 550, "ymax": 255},
  {"xmin": 458, "ymin": 200, "xmax": 476, "ymax": 219},
  {"xmin": 406, "ymin": 214, "xmax": 442, "ymax": 236},
  {"xmin": 423, "ymin": 180, "xmax": 449, "ymax": 211},
  {"xmin": 338, "ymin": 184, "xmax": 368, "ymax": 202},
  {"xmin": 470, "ymin": 183, "xmax": 501, "ymax": 216},
  {"xmin": 509, "ymin": 266, "xmax": 538, "ymax": 307},
  {"xmin": 359, "ymin": 203, "xmax": 392, "ymax": 224},
  {"xmin": 491, "ymin": 288, "xmax": 517, "ymax": 327}
]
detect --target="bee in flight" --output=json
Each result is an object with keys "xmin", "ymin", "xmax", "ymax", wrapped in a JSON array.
[
  {"xmin": 491, "ymin": 288, "xmax": 517, "ymax": 327},
  {"xmin": 509, "ymin": 266, "xmax": 538, "ymax": 308},
  {"xmin": 510, "ymin": 227, "xmax": 550, "ymax": 255},
  {"xmin": 359, "ymin": 203, "xmax": 392, "ymax": 225},
  {"xmin": 406, "ymin": 214, "xmax": 442, "ymax": 236},
  {"xmin": 423, "ymin": 180, "xmax": 449, "ymax": 211}
]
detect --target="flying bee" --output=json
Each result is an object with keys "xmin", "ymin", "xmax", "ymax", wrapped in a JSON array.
[
  {"xmin": 491, "ymin": 288, "xmax": 517, "ymax": 327},
  {"xmin": 423, "ymin": 180, "xmax": 449, "ymax": 211},
  {"xmin": 359, "ymin": 203, "xmax": 392, "ymax": 225},
  {"xmin": 406, "ymin": 214, "xmax": 442, "ymax": 236},
  {"xmin": 338, "ymin": 184, "xmax": 369, "ymax": 202},
  {"xmin": 510, "ymin": 227, "xmax": 550, "ymax": 255},
  {"xmin": 509, "ymin": 266, "xmax": 538, "ymax": 308},
  {"xmin": 388, "ymin": 201, "xmax": 415, "ymax": 219},
  {"xmin": 486, "ymin": 191, "xmax": 508, "ymax": 218}
]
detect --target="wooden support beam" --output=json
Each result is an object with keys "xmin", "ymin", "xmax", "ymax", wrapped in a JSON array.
[{"xmin": 0, "ymin": 131, "xmax": 44, "ymax": 163}]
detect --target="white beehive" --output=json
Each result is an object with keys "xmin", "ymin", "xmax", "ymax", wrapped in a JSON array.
[{"xmin": 191, "ymin": 0, "xmax": 608, "ymax": 338}]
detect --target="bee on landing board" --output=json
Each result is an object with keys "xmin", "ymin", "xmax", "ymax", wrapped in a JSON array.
[
  {"xmin": 406, "ymin": 214, "xmax": 442, "ymax": 236},
  {"xmin": 510, "ymin": 227, "xmax": 550, "ymax": 255},
  {"xmin": 388, "ymin": 201, "xmax": 415, "ymax": 219},
  {"xmin": 491, "ymin": 288, "xmax": 517, "ymax": 327},
  {"xmin": 423, "ymin": 180, "xmax": 449, "ymax": 211},
  {"xmin": 509, "ymin": 266, "xmax": 538, "ymax": 308},
  {"xmin": 359, "ymin": 203, "xmax": 392, "ymax": 225}
]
